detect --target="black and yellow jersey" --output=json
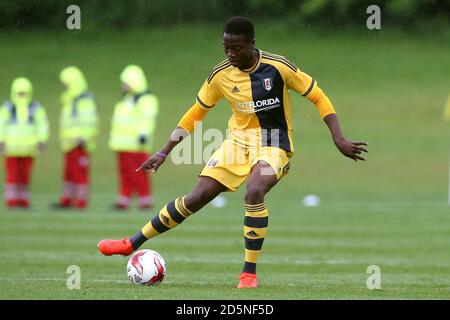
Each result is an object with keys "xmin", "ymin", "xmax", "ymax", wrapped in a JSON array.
[{"xmin": 194, "ymin": 49, "xmax": 335, "ymax": 153}]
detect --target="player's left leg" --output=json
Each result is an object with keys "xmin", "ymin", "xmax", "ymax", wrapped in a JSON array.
[
  {"xmin": 238, "ymin": 160, "xmax": 278, "ymax": 288},
  {"xmin": 238, "ymin": 146, "xmax": 291, "ymax": 288}
]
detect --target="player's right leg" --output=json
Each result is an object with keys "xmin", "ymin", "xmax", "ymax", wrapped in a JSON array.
[{"xmin": 97, "ymin": 176, "xmax": 227, "ymax": 256}]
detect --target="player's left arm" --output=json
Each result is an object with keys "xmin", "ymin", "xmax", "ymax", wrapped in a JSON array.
[
  {"xmin": 285, "ymin": 64, "xmax": 368, "ymax": 161},
  {"xmin": 323, "ymin": 113, "xmax": 368, "ymax": 161}
]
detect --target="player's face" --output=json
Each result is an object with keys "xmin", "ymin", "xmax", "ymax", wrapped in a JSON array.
[{"xmin": 223, "ymin": 33, "xmax": 255, "ymax": 69}]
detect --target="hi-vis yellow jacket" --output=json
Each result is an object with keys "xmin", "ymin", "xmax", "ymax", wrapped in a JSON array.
[
  {"xmin": 109, "ymin": 65, "xmax": 159, "ymax": 153},
  {"xmin": 59, "ymin": 66, "xmax": 99, "ymax": 152},
  {"xmin": 0, "ymin": 77, "xmax": 49, "ymax": 157}
]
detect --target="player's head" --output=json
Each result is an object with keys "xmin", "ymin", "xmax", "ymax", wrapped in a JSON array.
[{"xmin": 223, "ymin": 16, "xmax": 255, "ymax": 69}]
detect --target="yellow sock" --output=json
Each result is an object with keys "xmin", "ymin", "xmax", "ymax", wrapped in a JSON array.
[
  {"xmin": 141, "ymin": 196, "xmax": 193, "ymax": 239},
  {"xmin": 242, "ymin": 202, "xmax": 268, "ymax": 274}
]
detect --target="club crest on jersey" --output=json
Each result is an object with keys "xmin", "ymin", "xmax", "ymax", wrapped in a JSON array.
[{"xmin": 262, "ymin": 78, "xmax": 272, "ymax": 91}]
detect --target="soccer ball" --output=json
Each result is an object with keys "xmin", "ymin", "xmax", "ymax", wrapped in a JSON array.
[{"xmin": 127, "ymin": 249, "xmax": 166, "ymax": 286}]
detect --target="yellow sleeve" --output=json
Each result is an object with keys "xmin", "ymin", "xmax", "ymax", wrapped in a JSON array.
[
  {"xmin": 178, "ymin": 74, "xmax": 223, "ymax": 133},
  {"xmin": 306, "ymin": 86, "xmax": 336, "ymax": 119},
  {"xmin": 177, "ymin": 101, "xmax": 211, "ymax": 133},
  {"xmin": 196, "ymin": 75, "xmax": 223, "ymax": 109},
  {"xmin": 284, "ymin": 66, "xmax": 335, "ymax": 119},
  {"xmin": 285, "ymin": 67, "xmax": 316, "ymax": 97}
]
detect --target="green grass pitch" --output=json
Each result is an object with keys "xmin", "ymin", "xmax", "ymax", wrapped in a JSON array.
[{"xmin": 0, "ymin": 23, "xmax": 449, "ymax": 299}]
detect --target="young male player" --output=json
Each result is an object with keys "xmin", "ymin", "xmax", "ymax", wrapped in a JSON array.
[{"xmin": 98, "ymin": 17, "xmax": 368, "ymax": 288}]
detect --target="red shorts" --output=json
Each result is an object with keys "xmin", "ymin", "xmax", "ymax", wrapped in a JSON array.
[
  {"xmin": 64, "ymin": 146, "xmax": 90, "ymax": 185},
  {"xmin": 6, "ymin": 157, "xmax": 34, "ymax": 184},
  {"xmin": 118, "ymin": 152, "xmax": 151, "ymax": 197}
]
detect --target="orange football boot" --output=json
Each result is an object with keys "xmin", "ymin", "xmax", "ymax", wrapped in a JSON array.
[
  {"xmin": 237, "ymin": 272, "xmax": 258, "ymax": 288},
  {"xmin": 97, "ymin": 238, "xmax": 134, "ymax": 256}
]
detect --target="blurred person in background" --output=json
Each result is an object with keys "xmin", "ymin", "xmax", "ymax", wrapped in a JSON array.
[
  {"xmin": 53, "ymin": 66, "xmax": 99, "ymax": 209},
  {"xmin": 109, "ymin": 65, "xmax": 159, "ymax": 210},
  {"xmin": 0, "ymin": 77, "xmax": 49, "ymax": 208}
]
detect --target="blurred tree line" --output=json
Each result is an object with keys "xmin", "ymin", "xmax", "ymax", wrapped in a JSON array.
[{"xmin": 0, "ymin": 0, "xmax": 448, "ymax": 30}]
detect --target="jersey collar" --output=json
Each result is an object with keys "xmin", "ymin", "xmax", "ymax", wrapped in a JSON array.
[{"xmin": 240, "ymin": 48, "xmax": 261, "ymax": 74}]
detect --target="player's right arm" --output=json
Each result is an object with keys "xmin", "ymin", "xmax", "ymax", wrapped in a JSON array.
[
  {"xmin": 137, "ymin": 72, "xmax": 223, "ymax": 173},
  {"xmin": 136, "ymin": 102, "xmax": 208, "ymax": 173}
]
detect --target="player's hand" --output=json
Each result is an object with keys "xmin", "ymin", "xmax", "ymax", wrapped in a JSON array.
[
  {"xmin": 334, "ymin": 138, "xmax": 368, "ymax": 161},
  {"xmin": 136, "ymin": 153, "xmax": 166, "ymax": 173}
]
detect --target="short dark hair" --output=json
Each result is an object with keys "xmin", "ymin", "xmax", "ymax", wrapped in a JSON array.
[{"xmin": 223, "ymin": 16, "xmax": 254, "ymax": 42}]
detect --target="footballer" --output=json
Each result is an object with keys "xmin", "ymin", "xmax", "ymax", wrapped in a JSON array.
[{"xmin": 98, "ymin": 16, "xmax": 368, "ymax": 288}]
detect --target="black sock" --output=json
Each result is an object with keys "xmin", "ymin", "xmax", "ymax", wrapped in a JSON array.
[
  {"xmin": 242, "ymin": 262, "xmax": 256, "ymax": 274},
  {"xmin": 129, "ymin": 230, "xmax": 148, "ymax": 250}
]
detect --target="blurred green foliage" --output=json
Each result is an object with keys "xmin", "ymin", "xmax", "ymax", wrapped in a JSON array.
[{"xmin": 0, "ymin": 0, "xmax": 448, "ymax": 30}]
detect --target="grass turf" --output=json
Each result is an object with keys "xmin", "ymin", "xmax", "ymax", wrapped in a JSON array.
[
  {"xmin": 1, "ymin": 200, "xmax": 449, "ymax": 299},
  {"xmin": 0, "ymin": 23, "xmax": 449, "ymax": 299}
]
